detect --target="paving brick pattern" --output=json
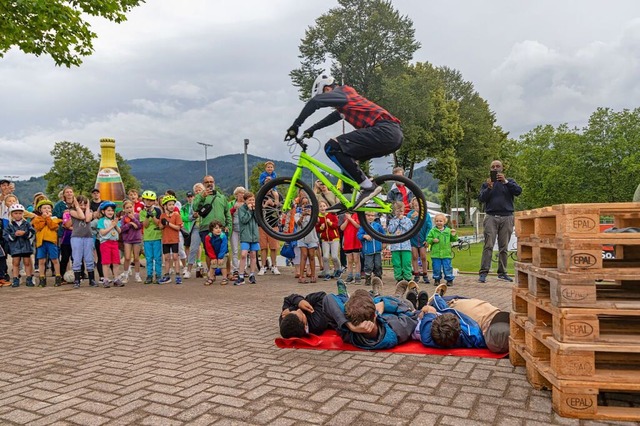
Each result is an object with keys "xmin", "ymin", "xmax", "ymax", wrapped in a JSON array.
[{"xmin": 0, "ymin": 269, "xmax": 635, "ymax": 425}]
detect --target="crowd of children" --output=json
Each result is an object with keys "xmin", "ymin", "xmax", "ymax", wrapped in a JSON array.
[{"xmin": 0, "ymin": 162, "xmax": 461, "ymax": 290}]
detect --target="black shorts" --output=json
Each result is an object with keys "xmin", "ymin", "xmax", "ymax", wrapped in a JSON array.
[
  {"xmin": 162, "ymin": 243, "xmax": 179, "ymax": 255},
  {"xmin": 343, "ymin": 249, "xmax": 361, "ymax": 254},
  {"xmin": 11, "ymin": 252, "xmax": 32, "ymax": 258},
  {"xmin": 335, "ymin": 120, "xmax": 402, "ymax": 161},
  {"xmin": 183, "ymin": 230, "xmax": 192, "ymax": 247}
]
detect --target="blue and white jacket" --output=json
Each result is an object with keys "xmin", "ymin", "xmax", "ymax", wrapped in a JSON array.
[{"xmin": 357, "ymin": 221, "xmax": 384, "ymax": 255}]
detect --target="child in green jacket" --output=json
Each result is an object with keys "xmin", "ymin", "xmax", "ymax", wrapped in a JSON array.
[{"xmin": 426, "ymin": 213, "xmax": 458, "ymax": 286}]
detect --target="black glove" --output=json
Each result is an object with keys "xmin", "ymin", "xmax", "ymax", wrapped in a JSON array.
[
  {"xmin": 161, "ymin": 218, "xmax": 169, "ymax": 226},
  {"xmin": 303, "ymin": 128, "xmax": 314, "ymax": 138},
  {"xmin": 285, "ymin": 124, "xmax": 299, "ymax": 140}
]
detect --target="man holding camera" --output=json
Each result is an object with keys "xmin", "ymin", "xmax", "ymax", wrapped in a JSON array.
[
  {"xmin": 478, "ymin": 160, "xmax": 522, "ymax": 283},
  {"xmin": 193, "ymin": 175, "xmax": 232, "ymax": 271}
]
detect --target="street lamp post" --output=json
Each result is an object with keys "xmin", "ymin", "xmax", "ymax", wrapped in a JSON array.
[
  {"xmin": 196, "ymin": 142, "xmax": 213, "ymax": 176},
  {"xmin": 244, "ymin": 139, "xmax": 249, "ymax": 189}
]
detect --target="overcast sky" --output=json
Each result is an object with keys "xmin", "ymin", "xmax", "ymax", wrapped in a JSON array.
[{"xmin": 1, "ymin": 0, "xmax": 639, "ymax": 179}]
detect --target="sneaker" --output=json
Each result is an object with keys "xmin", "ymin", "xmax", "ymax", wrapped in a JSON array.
[
  {"xmin": 257, "ymin": 267, "xmax": 268, "ymax": 276},
  {"xmin": 371, "ymin": 276, "xmax": 382, "ymax": 297},
  {"xmin": 406, "ymin": 288, "xmax": 418, "ymax": 309},
  {"xmin": 354, "ymin": 274, "xmax": 362, "ymax": 284},
  {"xmin": 364, "ymin": 275, "xmax": 372, "ymax": 286},
  {"xmin": 433, "ymin": 279, "xmax": 441, "ymax": 286},
  {"xmin": 103, "ymin": 280, "xmax": 111, "ymax": 288},
  {"xmin": 73, "ymin": 281, "xmax": 80, "ymax": 289},
  {"xmin": 354, "ymin": 185, "xmax": 383, "ymax": 210},
  {"xmin": 420, "ymin": 275, "xmax": 430, "ymax": 285},
  {"xmin": 38, "ymin": 277, "xmax": 47, "ymax": 287},
  {"xmin": 89, "ymin": 279, "xmax": 98, "ymax": 287},
  {"xmin": 196, "ymin": 269, "xmax": 203, "ymax": 278},
  {"xmin": 26, "ymin": 276, "xmax": 35, "ymax": 287},
  {"xmin": 183, "ymin": 270, "xmax": 191, "ymax": 279},
  {"xmin": 175, "ymin": 276, "xmax": 182, "ymax": 285},
  {"xmin": 234, "ymin": 277, "xmax": 245, "ymax": 286},
  {"xmin": 446, "ymin": 280, "xmax": 453, "ymax": 287},
  {"xmin": 434, "ymin": 283, "xmax": 448, "ymax": 298},
  {"xmin": 497, "ymin": 274, "xmax": 513, "ymax": 282},
  {"xmin": 158, "ymin": 275, "xmax": 172, "ymax": 284},
  {"xmin": 272, "ymin": 266, "xmax": 281, "ymax": 275},
  {"xmin": 478, "ymin": 274, "xmax": 487, "ymax": 283},
  {"xmin": 144, "ymin": 275, "xmax": 153, "ymax": 285},
  {"xmin": 135, "ymin": 273, "xmax": 143, "ymax": 283},
  {"xmin": 333, "ymin": 269, "xmax": 342, "ymax": 278},
  {"xmin": 325, "ymin": 202, "xmax": 347, "ymax": 214},
  {"xmin": 336, "ymin": 279, "xmax": 349, "ymax": 297},
  {"xmin": 417, "ymin": 290, "xmax": 429, "ymax": 310},
  {"xmin": 394, "ymin": 280, "xmax": 408, "ymax": 298},
  {"xmin": 413, "ymin": 275, "xmax": 421, "ymax": 283},
  {"xmin": 11, "ymin": 277, "xmax": 20, "ymax": 288},
  {"xmin": 249, "ymin": 274, "xmax": 256, "ymax": 284},
  {"xmin": 55, "ymin": 275, "xmax": 62, "ymax": 287},
  {"xmin": 182, "ymin": 267, "xmax": 188, "ymax": 276},
  {"xmin": 153, "ymin": 276, "xmax": 161, "ymax": 285},
  {"xmin": 113, "ymin": 279, "xmax": 125, "ymax": 287},
  {"xmin": 345, "ymin": 274, "xmax": 354, "ymax": 283}
]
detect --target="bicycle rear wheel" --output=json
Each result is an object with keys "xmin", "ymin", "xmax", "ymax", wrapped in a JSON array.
[
  {"xmin": 358, "ymin": 174, "xmax": 427, "ymax": 244},
  {"xmin": 458, "ymin": 240, "xmax": 470, "ymax": 251},
  {"xmin": 255, "ymin": 177, "xmax": 318, "ymax": 242}
]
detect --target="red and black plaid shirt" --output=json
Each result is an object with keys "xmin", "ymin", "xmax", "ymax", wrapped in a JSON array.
[{"xmin": 337, "ymin": 86, "xmax": 400, "ymax": 129}]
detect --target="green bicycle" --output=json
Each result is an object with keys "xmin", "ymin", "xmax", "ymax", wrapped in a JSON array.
[{"xmin": 255, "ymin": 136, "xmax": 427, "ymax": 244}]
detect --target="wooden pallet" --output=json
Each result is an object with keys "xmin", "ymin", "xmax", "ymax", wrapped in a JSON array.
[
  {"xmin": 517, "ymin": 240, "xmax": 640, "ymax": 273},
  {"xmin": 510, "ymin": 331, "xmax": 640, "ymax": 421},
  {"xmin": 515, "ymin": 263, "xmax": 640, "ymax": 308},
  {"xmin": 512, "ymin": 313, "xmax": 640, "ymax": 377},
  {"xmin": 515, "ymin": 202, "xmax": 640, "ymax": 241},
  {"xmin": 512, "ymin": 287, "xmax": 640, "ymax": 344}
]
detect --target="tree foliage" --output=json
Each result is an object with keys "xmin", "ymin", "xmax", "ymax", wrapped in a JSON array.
[
  {"xmin": 0, "ymin": 0, "xmax": 145, "ymax": 67},
  {"xmin": 290, "ymin": 0, "xmax": 420, "ymax": 100},
  {"xmin": 505, "ymin": 107, "xmax": 640, "ymax": 209},
  {"xmin": 44, "ymin": 141, "xmax": 140, "ymax": 197}
]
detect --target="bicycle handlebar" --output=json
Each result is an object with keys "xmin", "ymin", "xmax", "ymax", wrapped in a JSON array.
[{"xmin": 284, "ymin": 134, "xmax": 309, "ymax": 152}]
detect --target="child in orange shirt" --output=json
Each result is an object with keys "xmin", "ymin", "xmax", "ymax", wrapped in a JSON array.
[
  {"xmin": 158, "ymin": 195, "xmax": 183, "ymax": 284},
  {"xmin": 32, "ymin": 199, "xmax": 62, "ymax": 287}
]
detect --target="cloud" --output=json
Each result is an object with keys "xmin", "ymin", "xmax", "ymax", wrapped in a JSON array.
[{"xmin": 488, "ymin": 19, "xmax": 640, "ymax": 135}]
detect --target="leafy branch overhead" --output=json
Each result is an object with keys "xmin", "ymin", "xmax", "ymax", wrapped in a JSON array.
[{"xmin": 0, "ymin": 0, "xmax": 145, "ymax": 67}]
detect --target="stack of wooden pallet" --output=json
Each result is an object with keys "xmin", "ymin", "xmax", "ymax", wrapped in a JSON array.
[{"xmin": 510, "ymin": 203, "xmax": 640, "ymax": 421}]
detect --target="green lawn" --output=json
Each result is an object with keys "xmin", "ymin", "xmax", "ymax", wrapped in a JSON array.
[{"xmin": 450, "ymin": 242, "xmax": 515, "ymax": 275}]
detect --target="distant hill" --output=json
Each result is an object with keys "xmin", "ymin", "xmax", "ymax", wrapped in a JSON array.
[
  {"xmin": 13, "ymin": 155, "xmax": 438, "ymax": 201},
  {"xmin": 410, "ymin": 165, "xmax": 439, "ymax": 193}
]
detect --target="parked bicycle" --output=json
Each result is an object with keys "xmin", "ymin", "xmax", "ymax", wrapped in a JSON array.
[
  {"xmin": 450, "ymin": 236, "xmax": 471, "ymax": 259},
  {"xmin": 492, "ymin": 239, "xmax": 518, "ymax": 263},
  {"xmin": 255, "ymin": 136, "xmax": 427, "ymax": 244}
]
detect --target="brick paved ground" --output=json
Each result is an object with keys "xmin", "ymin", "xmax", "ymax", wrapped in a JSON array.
[{"xmin": 0, "ymin": 269, "xmax": 635, "ymax": 425}]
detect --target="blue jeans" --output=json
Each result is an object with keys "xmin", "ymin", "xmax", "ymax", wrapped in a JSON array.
[
  {"xmin": 432, "ymin": 257, "xmax": 454, "ymax": 282},
  {"xmin": 363, "ymin": 252, "xmax": 382, "ymax": 277},
  {"xmin": 144, "ymin": 240, "xmax": 162, "ymax": 277}
]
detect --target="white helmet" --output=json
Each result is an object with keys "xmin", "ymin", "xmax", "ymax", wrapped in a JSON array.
[
  {"xmin": 311, "ymin": 73, "xmax": 335, "ymax": 98},
  {"xmin": 9, "ymin": 203, "xmax": 25, "ymax": 213}
]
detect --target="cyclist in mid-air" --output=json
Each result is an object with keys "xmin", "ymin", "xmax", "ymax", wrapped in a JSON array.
[{"xmin": 286, "ymin": 72, "xmax": 403, "ymax": 212}]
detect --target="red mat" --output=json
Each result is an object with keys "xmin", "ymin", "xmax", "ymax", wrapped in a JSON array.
[{"xmin": 275, "ymin": 329, "xmax": 507, "ymax": 359}]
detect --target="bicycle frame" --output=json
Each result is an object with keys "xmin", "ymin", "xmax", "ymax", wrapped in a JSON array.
[{"xmin": 282, "ymin": 151, "xmax": 392, "ymax": 214}]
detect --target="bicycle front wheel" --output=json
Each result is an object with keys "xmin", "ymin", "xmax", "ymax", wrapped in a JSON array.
[
  {"xmin": 255, "ymin": 177, "xmax": 318, "ymax": 242},
  {"xmin": 459, "ymin": 240, "xmax": 470, "ymax": 251},
  {"xmin": 358, "ymin": 174, "xmax": 427, "ymax": 244}
]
